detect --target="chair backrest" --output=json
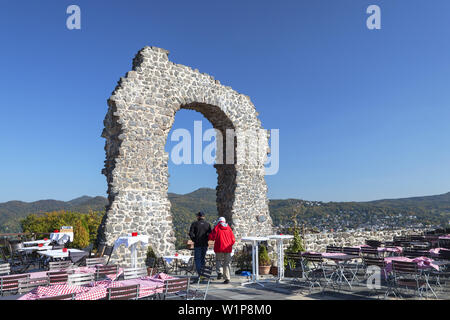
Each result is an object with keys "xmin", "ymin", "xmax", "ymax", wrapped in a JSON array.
[
  {"xmin": 362, "ymin": 256, "xmax": 386, "ymax": 269},
  {"xmin": 37, "ymin": 293, "xmax": 75, "ymax": 300},
  {"xmin": 0, "ymin": 274, "xmax": 30, "ymax": 293},
  {"xmin": 69, "ymin": 251, "xmax": 88, "ymax": 265},
  {"xmin": 164, "ymin": 278, "xmax": 190, "ymax": 295},
  {"xmin": 403, "ymin": 249, "xmax": 430, "ymax": 258},
  {"xmin": 410, "ymin": 235, "xmax": 425, "ymax": 242},
  {"xmin": 326, "ymin": 246, "xmax": 342, "ymax": 253},
  {"xmin": 365, "ymin": 240, "xmax": 382, "ymax": 248},
  {"xmin": 95, "ymin": 265, "xmax": 119, "ymax": 280},
  {"xmin": 392, "ymin": 260, "xmax": 418, "ymax": 275},
  {"xmin": 18, "ymin": 277, "xmax": 50, "ymax": 294},
  {"xmin": 440, "ymin": 239, "xmax": 450, "ymax": 249},
  {"xmin": 302, "ymin": 253, "xmax": 323, "ymax": 263},
  {"xmin": 82, "ymin": 243, "xmax": 94, "ymax": 256},
  {"xmin": 107, "ymin": 284, "xmax": 140, "ymax": 300},
  {"xmin": 199, "ymin": 265, "xmax": 213, "ymax": 279},
  {"xmin": 86, "ymin": 257, "xmax": 107, "ymax": 267},
  {"xmin": 103, "ymin": 245, "xmax": 114, "ymax": 256},
  {"xmin": 49, "ymin": 260, "xmax": 73, "ymax": 271},
  {"xmin": 438, "ymin": 249, "xmax": 450, "ymax": 260},
  {"xmin": 47, "ymin": 271, "xmax": 69, "ymax": 284},
  {"xmin": 0, "ymin": 263, "xmax": 10, "ymax": 276},
  {"xmin": 361, "ymin": 247, "xmax": 379, "ymax": 256},
  {"xmin": 343, "ymin": 247, "xmax": 360, "ymax": 256},
  {"xmin": 68, "ymin": 273, "xmax": 94, "ymax": 286},
  {"xmin": 123, "ymin": 267, "xmax": 148, "ymax": 280}
]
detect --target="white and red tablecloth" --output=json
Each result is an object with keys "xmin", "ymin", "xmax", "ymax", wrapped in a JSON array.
[{"xmin": 18, "ymin": 273, "xmax": 174, "ymax": 300}]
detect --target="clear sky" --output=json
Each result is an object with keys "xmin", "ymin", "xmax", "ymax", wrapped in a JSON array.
[{"xmin": 0, "ymin": 0, "xmax": 449, "ymax": 203}]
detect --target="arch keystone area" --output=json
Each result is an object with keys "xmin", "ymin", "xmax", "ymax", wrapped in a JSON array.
[{"xmin": 98, "ymin": 46, "xmax": 273, "ymax": 267}]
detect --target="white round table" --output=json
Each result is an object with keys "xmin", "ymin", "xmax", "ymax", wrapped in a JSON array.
[
  {"xmin": 113, "ymin": 235, "xmax": 149, "ymax": 268},
  {"xmin": 267, "ymin": 234, "xmax": 294, "ymax": 282},
  {"xmin": 241, "ymin": 236, "xmax": 270, "ymax": 287}
]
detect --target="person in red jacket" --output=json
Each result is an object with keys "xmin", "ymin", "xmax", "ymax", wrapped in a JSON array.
[{"xmin": 208, "ymin": 216, "xmax": 235, "ymax": 284}]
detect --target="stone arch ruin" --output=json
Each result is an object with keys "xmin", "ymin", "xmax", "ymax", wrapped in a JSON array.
[{"xmin": 98, "ymin": 46, "xmax": 273, "ymax": 266}]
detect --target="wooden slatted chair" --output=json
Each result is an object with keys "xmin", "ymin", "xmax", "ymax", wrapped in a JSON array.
[
  {"xmin": 326, "ymin": 246, "xmax": 343, "ymax": 253},
  {"xmin": 403, "ymin": 249, "xmax": 430, "ymax": 258},
  {"xmin": 361, "ymin": 256, "xmax": 394, "ymax": 297},
  {"xmin": 365, "ymin": 240, "xmax": 382, "ymax": 248},
  {"xmin": 49, "ymin": 260, "xmax": 73, "ymax": 271},
  {"xmin": 107, "ymin": 284, "xmax": 140, "ymax": 300},
  {"xmin": 47, "ymin": 271, "xmax": 69, "ymax": 284},
  {"xmin": 392, "ymin": 260, "xmax": 426, "ymax": 298},
  {"xmin": 0, "ymin": 273, "xmax": 30, "ymax": 296},
  {"xmin": 0, "ymin": 263, "xmax": 10, "ymax": 276},
  {"xmin": 67, "ymin": 273, "xmax": 94, "ymax": 286},
  {"xmin": 37, "ymin": 293, "xmax": 75, "ymax": 300},
  {"xmin": 95, "ymin": 265, "xmax": 119, "ymax": 281},
  {"xmin": 123, "ymin": 267, "xmax": 148, "ymax": 280},
  {"xmin": 86, "ymin": 257, "xmax": 107, "ymax": 267},
  {"xmin": 18, "ymin": 277, "xmax": 50, "ymax": 294},
  {"xmin": 361, "ymin": 247, "xmax": 379, "ymax": 257},
  {"xmin": 301, "ymin": 253, "xmax": 334, "ymax": 291},
  {"xmin": 162, "ymin": 277, "xmax": 190, "ymax": 300}
]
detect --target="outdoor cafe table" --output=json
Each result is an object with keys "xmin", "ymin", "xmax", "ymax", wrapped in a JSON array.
[
  {"xmin": 18, "ymin": 273, "xmax": 171, "ymax": 300},
  {"xmin": 19, "ymin": 245, "xmax": 53, "ymax": 253},
  {"xmin": 384, "ymin": 256, "xmax": 450, "ymax": 298},
  {"xmin": 113, "ymin": 234, "xmax": 149, "ymax": 268},
  {"xmin": 241, "ymin": 236, "xmax": 270, "ymax": 287},
  {"xmin": 267, "ymin": 234, "xmax": 294, "ymax": 283},
  {"xmin": 37, "ymin": 248, "xmax": 84, "ymax": 260},
  {"xmin": 438, "ymin": 234, "xmax": 450, "ymax": 240},
  {"xmin": 163, "ymin": 255, "xmax": 192, "ymax": 274},
  {"xmin": 321, "ymin": 253, "xmax": 360, "ymax": 290},
  {"xmin": 23, "ymin": 239, "xmax": 52, "ymax": 246}
]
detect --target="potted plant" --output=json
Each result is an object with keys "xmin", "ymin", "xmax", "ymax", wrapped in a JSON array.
[
  {"xmin": 145, "ymin": 246, "xmax": 157, "ymax": 276},
  {"xmin": 258, "ymin": 244, "xmax": 271, "ymax": 275},
  {"xmin": 284, "ymin": 206, "xmax": 305, "ymax": 277}
]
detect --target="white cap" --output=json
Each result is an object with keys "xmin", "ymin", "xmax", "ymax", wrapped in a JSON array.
[{"xmin": 218, "ymin": 217, "xmax": 226, "ymax": 223}]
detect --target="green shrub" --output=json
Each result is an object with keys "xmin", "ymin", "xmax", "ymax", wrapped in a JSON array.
[{"xmin": 258, "ymin": 244, "xmax": 271, "ymax": 266}]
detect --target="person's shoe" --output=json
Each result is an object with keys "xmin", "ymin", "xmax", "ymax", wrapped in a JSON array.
[
  {"xmin": 217, "ymin": 273, "xmax": 223, "ymax": 280},
  {"xmin": 223, "ymin": 279, "xmax": 230, "ymax": 284}
]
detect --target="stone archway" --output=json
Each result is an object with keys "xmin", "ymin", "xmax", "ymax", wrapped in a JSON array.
[{"xmin": 98, "ymin": 46, "xmax": 273, "ymax": 267}]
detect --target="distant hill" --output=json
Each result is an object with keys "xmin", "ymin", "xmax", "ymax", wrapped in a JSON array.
[
  {"xmin": 0, "ymin": 196, "xmax": 108, "ymax": 233},
  {"xmin": 1, "ymin": 189, "xmax": 449, "ymax": 248}
]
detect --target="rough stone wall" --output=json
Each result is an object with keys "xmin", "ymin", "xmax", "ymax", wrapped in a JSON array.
[
  {"xmin": 303, "ymin": 228, "xmax": 422, "ymax": 252},
  {"xmin": 98, "ymin": 46, "xmax": 273, "ymax": 267}
]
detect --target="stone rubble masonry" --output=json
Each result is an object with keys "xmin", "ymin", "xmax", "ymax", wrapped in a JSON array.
[
  {"xmin": 302, "ymin": 228, "xmax": 422, "ymax": 253},
  {"xmin": 98, "ymin": 46, "xmax": 274, "ymax": 267}
]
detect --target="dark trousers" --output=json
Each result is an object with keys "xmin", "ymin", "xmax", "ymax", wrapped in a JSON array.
[{"xmin": 194, "ymin": 246, "xmax": 208, "ymax": 275}]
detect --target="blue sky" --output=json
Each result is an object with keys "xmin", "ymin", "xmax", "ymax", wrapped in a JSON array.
[{"xmin": 0, "ymin": 0, "xmax": 449, "ymax": 203}]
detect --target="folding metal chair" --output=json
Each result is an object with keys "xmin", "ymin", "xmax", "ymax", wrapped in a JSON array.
[
  {"xmin": 301, "ymin": 253, "xmax": 334, "ymax": 292},
  {"xmin": 162, "ymin": 277, "xmax": 191, "ymax": 300},
  {"xmin": 107, "ymin": 284, "xmax": 140, "ymax": 300},
  {"xmin": 326, "ymin": 246, "xmax": 343, "ymax": 253},
  {"xmin": 95, "ymin": 265, "xmax": 119, "ymax": 281},
  {"xmin": 18, "ymin": 277, "xmax": 50, "ymax": 294},
  {"xmin": 86, "ymin": 257, "xmax": 107, "ymax": 267},
  {"xmin": 0, "ymin": 263, "xmax": 10, "ymax": 276},
  {"xmin": 68, "ymin": 273, "xmax": 95, "ymax": 286},
  {"xmin": 49, "ymin": 260, "xmax": 73, "ymax": 271},
  {"xmin": 123, "ymin": 267, "xmax": 148, "ymax": 280},
  {"xmin": 47, "ymin": 271, "xmax": 69, "ymax": 284},
  {"xmin": 391, "ymin": 260, "xmax": 427, "ymax": 298},
  {"xmin": 0, "ymin": 273, "xmax": 30, "ymax": 296},
  {"xmin": 189, "ymin": 266, "xmax": 212, "ymax": 300}
]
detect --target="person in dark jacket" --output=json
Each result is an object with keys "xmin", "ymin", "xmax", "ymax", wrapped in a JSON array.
[
  {"xmin": 208, "ymin": 216, "xmax": 235, "ymax": 284},
  {"xmin": 189, "ymin": 211, "xmax": 212, "ymax": 275}
]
